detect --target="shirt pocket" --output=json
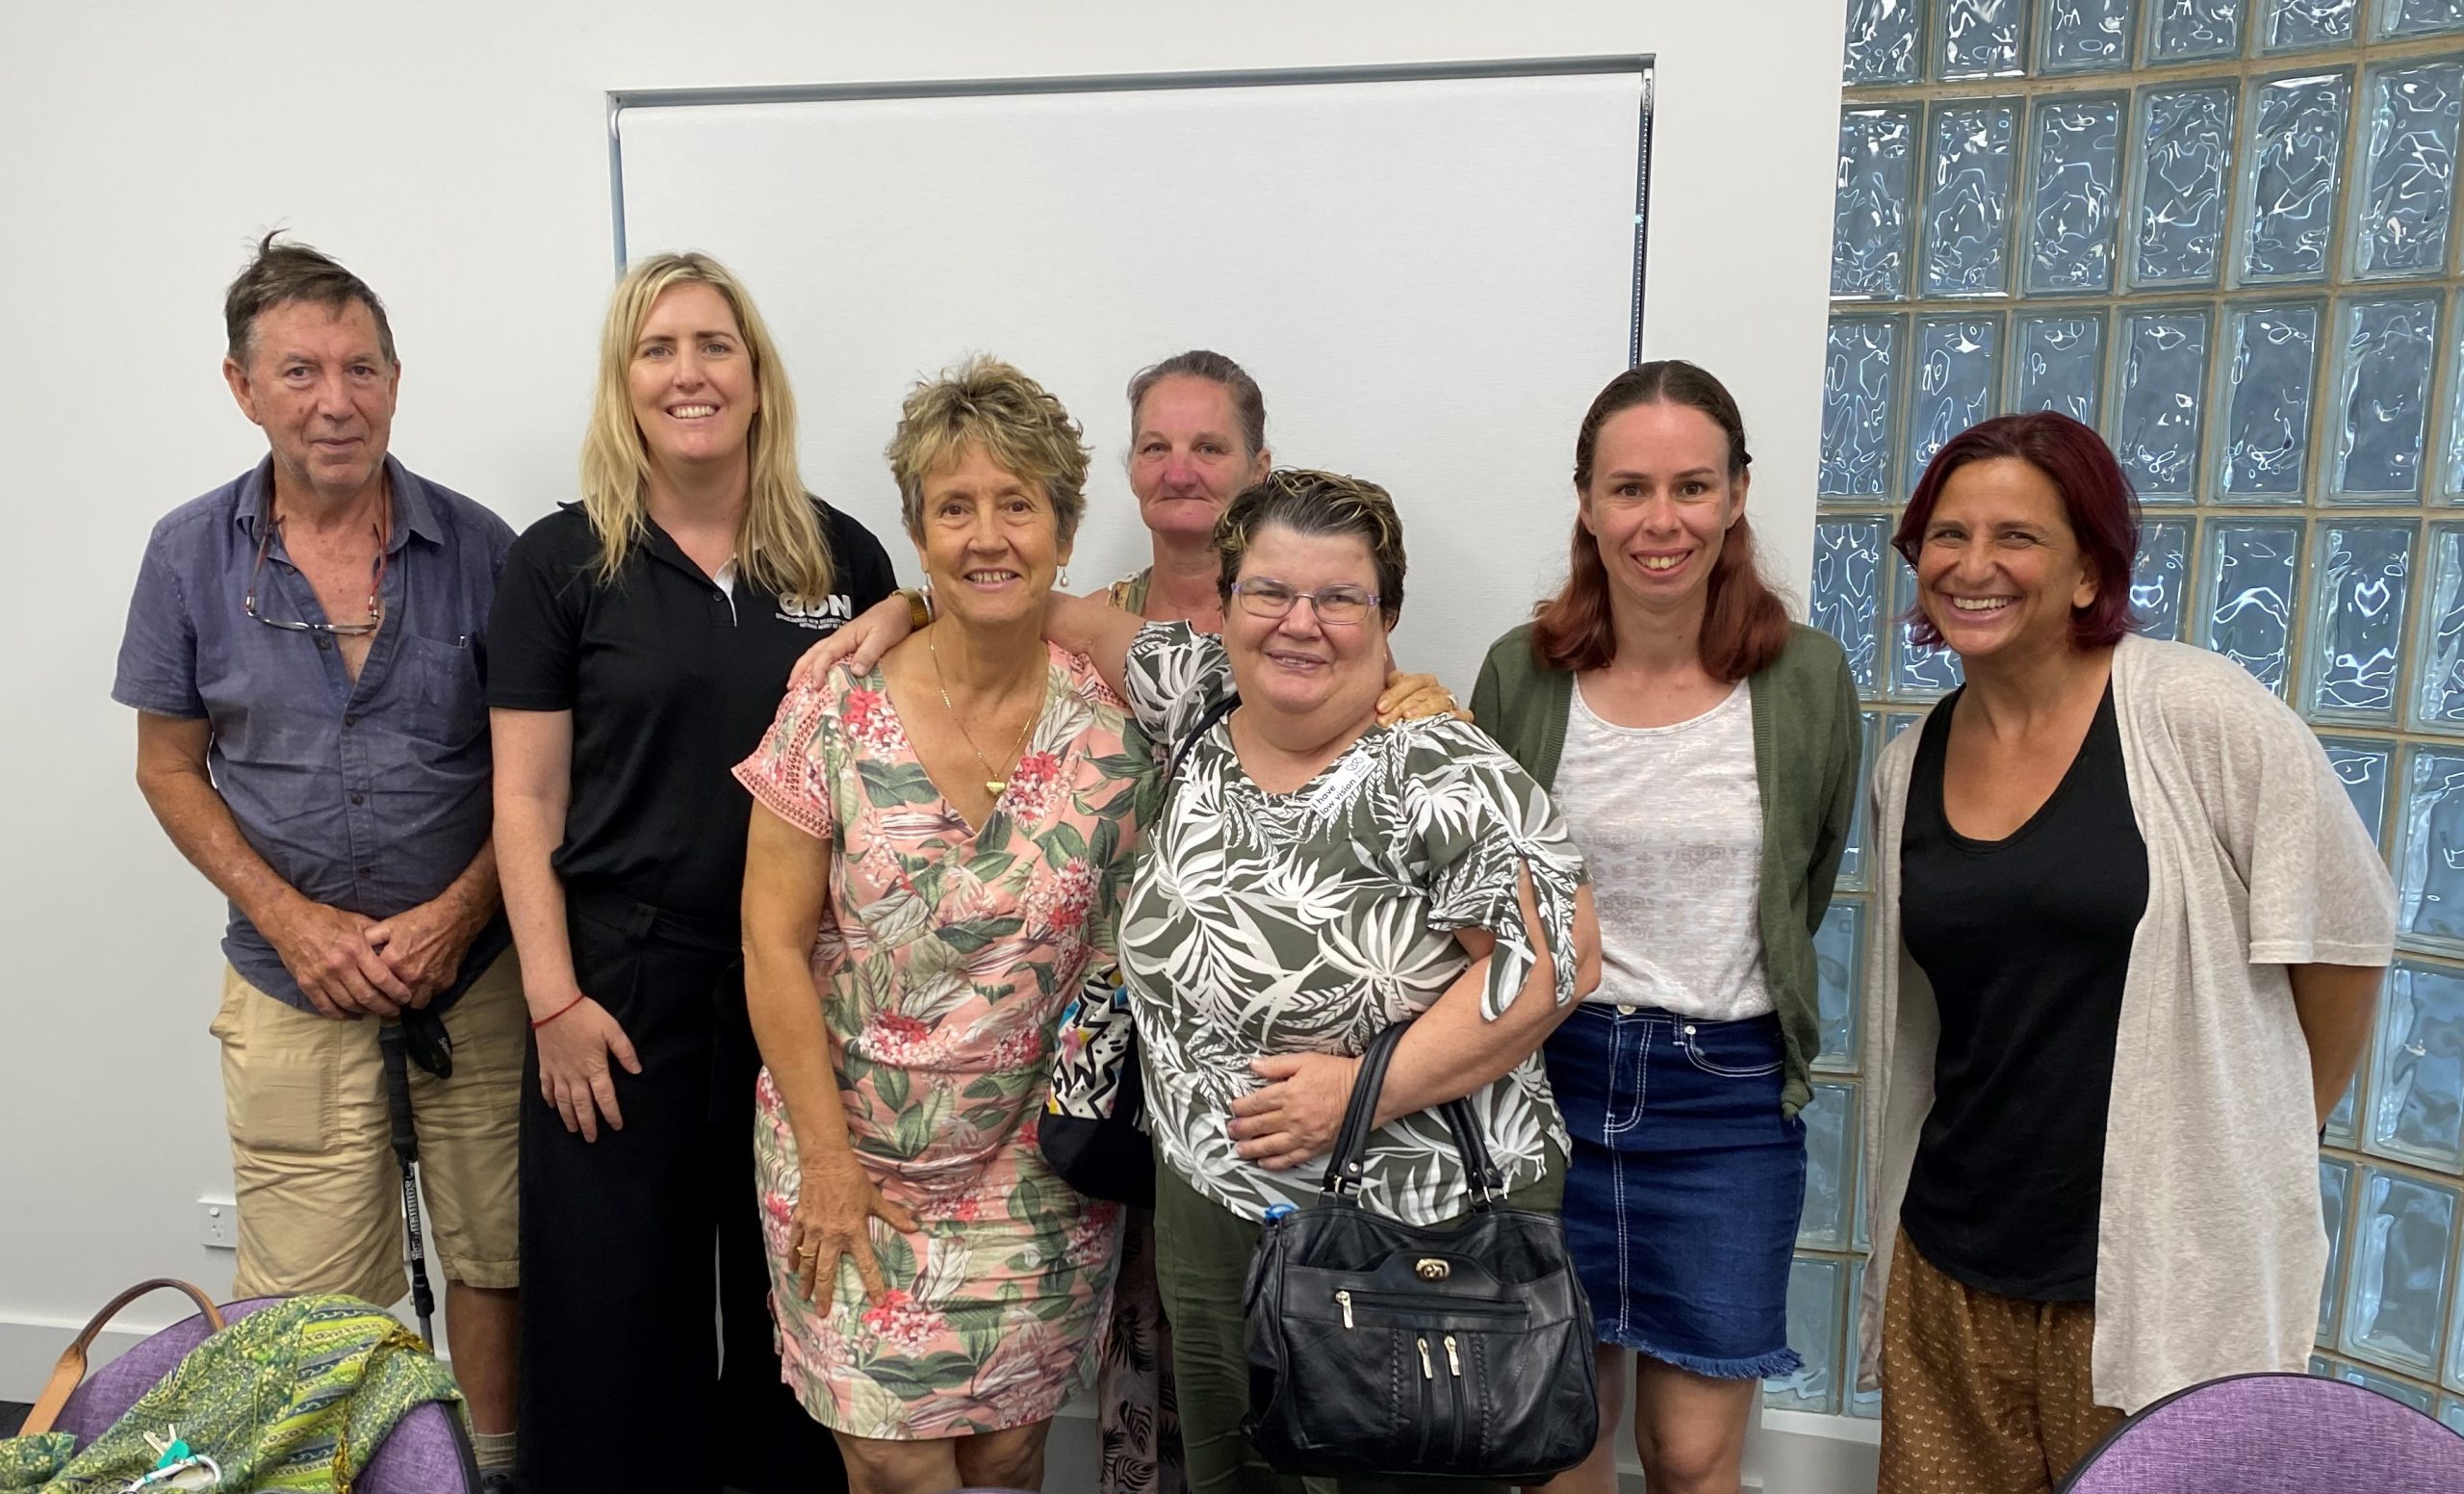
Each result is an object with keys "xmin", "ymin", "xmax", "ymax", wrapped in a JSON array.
[{"xmin": 395, "ymin": 633, "xmax": 486, "ymax": 749}]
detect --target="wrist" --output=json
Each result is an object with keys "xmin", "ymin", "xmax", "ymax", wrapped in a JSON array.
[
  {"xmin": 797, "ymin": 1142, "xmax": 860, "ymax": 1174},
  {"xmin": 529, "ymin": 992, "xmax": 587, "ymax": 1030},
  {"xmin": 526, "ymin": 980, "xmax": 586, "ymax": 1021},
  {"xmin": 252, "ymin": 887, "xmax": 318, "ymax": 939},
  {"xmin": 897, "ymin": 587, "xmax": 933, "ymax": 630},
  {"xmin": 448, "ymin": 884, "xmax": 497, "ymax": 939}
]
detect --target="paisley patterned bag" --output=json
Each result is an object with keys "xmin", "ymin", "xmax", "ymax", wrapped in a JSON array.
[{"xmin": 2, "ymin": 1284, "xmax": 464, "ymax": 1493}]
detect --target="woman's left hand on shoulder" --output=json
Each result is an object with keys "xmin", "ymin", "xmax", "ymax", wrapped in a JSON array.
[
  {"xmin": 788, "ymin": 594, "xmax": 913, "ymax": 691},
  {"xmin": 1377, "ymin": 671, "xmax": 1468, "ymax": 726},
  {"xmin": 1229, "ymin": 1052, "xmax": 1365, "ymax": 1171}
]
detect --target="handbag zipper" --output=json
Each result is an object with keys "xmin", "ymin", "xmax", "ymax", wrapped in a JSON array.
[
  {"xmin": 1444, "ymin": 1334, "xmax": 1466, "ymax": 1465},
  {"xmin": 1343, "ymin": 1288, "xmax": 1524, "ymax": 1320},
  {"xmin": 1415, "ymin": 1335, "xmax": 1437, "ymax": 1468}
]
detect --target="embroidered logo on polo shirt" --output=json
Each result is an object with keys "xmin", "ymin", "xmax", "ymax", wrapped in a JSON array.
[{"xmin": 776, "ymin": 593, "xmax": 856, "ymax": 631}]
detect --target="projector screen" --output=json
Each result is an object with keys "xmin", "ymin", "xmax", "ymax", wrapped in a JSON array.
[{"xmin": 612, "ymin": 63, "xmax": 1652, "ymax": 689}]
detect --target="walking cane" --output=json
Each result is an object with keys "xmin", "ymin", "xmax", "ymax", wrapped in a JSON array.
[{"xmin": 376, "ymin": 1020, "xmax": 439, "ymax": 1346}]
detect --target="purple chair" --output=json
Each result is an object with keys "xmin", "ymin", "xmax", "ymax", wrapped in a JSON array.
[
  {"xmin": 2060, "ymin": 1372, "xmax": 2464, "ymax": 1493},
  {"xmin": 53, "ymin": 1296, "xmax": 478, "ymax": 1494}
]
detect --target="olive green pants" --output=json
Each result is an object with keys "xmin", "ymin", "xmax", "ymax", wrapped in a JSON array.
[{"xmin": 1150, "ymin": 1153, "xmax": 1566, "ymax": 1494}]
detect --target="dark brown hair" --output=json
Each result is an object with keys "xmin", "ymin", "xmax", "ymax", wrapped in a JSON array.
[
  {"xmin": 1214, "ymin": 469, "xmax": 1404, "ymax": 627},
  {"xmin": 223, "ymin": 232, "xmax": 398, "ymax": 368},
  {"xmin": 1531, "ymin": 360, "xmax": 1791, "ymax": 682}
]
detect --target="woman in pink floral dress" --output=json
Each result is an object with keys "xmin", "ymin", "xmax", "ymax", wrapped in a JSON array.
[{"xmin": 735, "ymin": 358, "xmax": 1150, "ymax": 1494}]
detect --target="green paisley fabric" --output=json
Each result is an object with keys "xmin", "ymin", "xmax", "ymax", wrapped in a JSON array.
[{"xmin": 0, "ymin": 1295, "xmax": 464, "ymax": 1493}]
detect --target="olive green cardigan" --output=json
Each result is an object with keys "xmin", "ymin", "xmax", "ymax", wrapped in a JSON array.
[{"xmin": 1469, "ymin": 622, "xmax": 1861, "ymax": 1117}]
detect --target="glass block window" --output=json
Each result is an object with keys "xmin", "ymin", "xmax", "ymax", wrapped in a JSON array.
[{"xmin": 1793, "ymin": 0, "xmax": 2464, "ymax": 1421}]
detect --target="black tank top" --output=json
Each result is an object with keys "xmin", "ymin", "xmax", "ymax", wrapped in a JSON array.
[{"xmin": 1898, "ymin": 682, "xmax": 2148, "ymax": 1302}]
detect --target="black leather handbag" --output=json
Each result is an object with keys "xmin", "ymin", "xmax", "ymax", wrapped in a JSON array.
[{"xmin": 1241, "ymin": 1023, "xmax": 1600, "ymax": 1482}]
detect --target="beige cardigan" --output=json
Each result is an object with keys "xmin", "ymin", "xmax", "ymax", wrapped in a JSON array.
[{"xmin": 1856, "ymin": 634, "xmax": 2397, "ymax": 1413}]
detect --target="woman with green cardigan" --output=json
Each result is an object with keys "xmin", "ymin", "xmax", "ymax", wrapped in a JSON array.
[{"xmin": 1470, "ymin": 361, "xmax": 1859, "ymax": 1494}]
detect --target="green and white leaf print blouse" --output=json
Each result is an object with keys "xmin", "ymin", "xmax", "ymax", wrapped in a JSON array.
[{"xmin": 1117, "ymin": 623, "xmax": 1587, "ymax": 1224}]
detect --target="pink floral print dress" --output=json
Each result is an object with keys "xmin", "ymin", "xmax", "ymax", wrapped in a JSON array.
[{"xmin": 732, "ymin": 645, "xmax": 1151, "ymax": 1440}]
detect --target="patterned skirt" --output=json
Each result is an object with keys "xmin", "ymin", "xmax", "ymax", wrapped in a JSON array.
[{"xmin": 753, "ymin": 1069, "xmax": 1123, "ymax": 1440}]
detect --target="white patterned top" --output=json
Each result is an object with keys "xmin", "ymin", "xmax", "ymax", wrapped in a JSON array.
[
  {"xmin": 1551, "ymin": 678, "xmax": 1773, "ymax": 1018},
  {"xmin": 1116, "ymin": 623, "xmax": 1587, "ymax": 1224}
]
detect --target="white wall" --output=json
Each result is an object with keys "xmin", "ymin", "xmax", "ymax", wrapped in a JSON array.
[
  {"xmin": 617, "ymin": 69, "xmax": 1654, "ymax": 692},
  {"xmin": 0, "ymin": 0, "xmax": 1848, "ymax": 1481}
]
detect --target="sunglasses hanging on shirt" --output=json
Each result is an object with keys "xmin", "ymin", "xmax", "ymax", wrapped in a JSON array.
[{"xmin": 242, "ymin": 486, "xmax": 390, "ymax": 635}]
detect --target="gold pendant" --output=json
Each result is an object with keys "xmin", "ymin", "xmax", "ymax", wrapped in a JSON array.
[{"xmin": 987, "ymin": 780, "xmax": 1007, "ymax": 795}]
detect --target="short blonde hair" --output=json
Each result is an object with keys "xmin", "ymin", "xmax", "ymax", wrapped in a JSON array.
[
  {"xmin": 578, "ymin": 252, "xmax": 834, "ymax": 601},
  {"xmin": 886, "ymin": 357, "xmax": 1091, "ymax": 545},
  {"xmin": 1214, "ymin": 469, "xmax": 1407, "ymax": 627}
]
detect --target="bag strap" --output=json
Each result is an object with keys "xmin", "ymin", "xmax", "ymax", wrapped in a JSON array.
[
  {"xmin": 1165, "ymin": 693, "xmax": 1240, "ymax": 788},
  {"xmin": 1069, "ymin": 691, "xmax": 1237, "ymax": 1018},
  {"xmin": 19, "ymin": 1279, "xmax": 224, "ymax": 1437},
  {"xmin": 1320, "ymin": 1024, "xmax": 1410, "ymax": 1198}
]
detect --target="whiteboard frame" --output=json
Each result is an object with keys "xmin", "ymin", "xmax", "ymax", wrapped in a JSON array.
[{"xmin": 605, "ymin": 56, "xmax": 1657, "ymax": 363}]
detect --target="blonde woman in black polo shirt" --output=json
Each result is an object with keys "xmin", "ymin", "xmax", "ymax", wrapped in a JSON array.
[{"xmin": 488, "ymin": 252, "xmax": 897, "ymax": 1494}]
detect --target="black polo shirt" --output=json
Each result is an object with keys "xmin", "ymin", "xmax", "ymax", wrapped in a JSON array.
[{"xmin": 487, "ymin": 500, "xmax": 897, "ymax": 921}]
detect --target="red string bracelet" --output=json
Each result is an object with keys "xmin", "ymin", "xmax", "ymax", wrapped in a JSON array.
[{"xmin": 529, "ymin": 993, "xmax": 585, "ymax": 1030}]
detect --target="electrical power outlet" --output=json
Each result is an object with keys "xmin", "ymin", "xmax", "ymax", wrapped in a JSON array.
[{"xmin": 197, "ymin": 1198, "xmax": 239, "ymax": 1249}]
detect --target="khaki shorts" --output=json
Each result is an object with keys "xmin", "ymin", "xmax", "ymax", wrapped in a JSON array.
[{"xmin": 209, "ymin": 951, "xmax": 525, "ymax": 1305}]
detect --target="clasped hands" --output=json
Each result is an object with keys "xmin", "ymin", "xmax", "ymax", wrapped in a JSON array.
[{"xmin": 266, "ymin": 894, "xmax": 475, "ymax": 1020}]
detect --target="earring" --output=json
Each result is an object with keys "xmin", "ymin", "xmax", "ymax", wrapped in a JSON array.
[{"xmin": 1058, "ymin": 567, "xmax": 1070, "ymax": 589}]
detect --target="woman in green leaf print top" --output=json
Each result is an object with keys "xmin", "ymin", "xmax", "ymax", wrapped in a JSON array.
[
  {"xmin": 1088, "ymin": 470, "xmax": 1601, "ymax": 1494},
  {"xmin": 734, "ymin": 358, "xmax": 1154, "ymax": 1494}
]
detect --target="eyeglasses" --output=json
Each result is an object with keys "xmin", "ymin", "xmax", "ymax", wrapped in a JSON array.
[
  {"xmin": 243, "ymin": 490, "xmax": 390, "ymax": 636},
  {"xmin": 1229, "ymin": 578, "xmax": 1379, "ymax": 627}
]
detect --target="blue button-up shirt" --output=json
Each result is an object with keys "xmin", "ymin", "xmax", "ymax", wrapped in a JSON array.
[{"xmin": 114, "ymin": 455, "xmax": 516, "ymax": 1014}]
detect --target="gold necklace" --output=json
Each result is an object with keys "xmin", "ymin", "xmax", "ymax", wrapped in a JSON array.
[{"xmin": 929, "ymin": 630, "xmax": 1041, "ymax": 795}]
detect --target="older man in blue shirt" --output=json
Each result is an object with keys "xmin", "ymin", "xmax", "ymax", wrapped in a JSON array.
[{"xmin": 114, "ymin": 235, "xmax": 523, "ymax": 1487}]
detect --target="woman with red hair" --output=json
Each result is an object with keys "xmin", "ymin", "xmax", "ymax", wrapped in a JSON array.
[
  {"xmin": 1471, "ymin": 361, "xmax": 1860, "ymax": 1494},
  {"xmin": 1856, "ymin": 412, "xmax": 2393, "ymax": 1494}
]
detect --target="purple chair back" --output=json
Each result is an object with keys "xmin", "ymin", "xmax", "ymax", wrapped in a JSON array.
[
  {"xmin": 52, "ymin": 1296, "xmax": 477, "ymax": 1494},
  {"xmin": 2061, "ymin": 1372, "xmax": 2464, "ymax": 1493}
]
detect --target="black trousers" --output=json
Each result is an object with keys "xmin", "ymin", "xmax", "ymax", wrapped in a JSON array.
[{"xmin": 518, "ymin": 889, "xmax": 846, "ymax": 1494}]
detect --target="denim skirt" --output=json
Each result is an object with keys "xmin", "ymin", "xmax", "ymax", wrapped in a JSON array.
[{"xmin": 1544, "ymin": 1002, "xmax": 1807, "ymax": 1378}]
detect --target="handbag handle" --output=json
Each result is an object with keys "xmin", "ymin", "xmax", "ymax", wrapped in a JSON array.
[
  {"xmin": 1320, "ymin": 1024, "xmax": 1408, "ymax": 1198},
  {"xmin": 19, "ymin": 1279, "xmax": 225, "ymax": 1437},
  {"xmin": 1436, "ymin": 1095, "xmax": 1507, "ymax": 1209},
  {"xmin": 1318, "ymin": 1025, "xmax": 1506, "ymax": 1211}
]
